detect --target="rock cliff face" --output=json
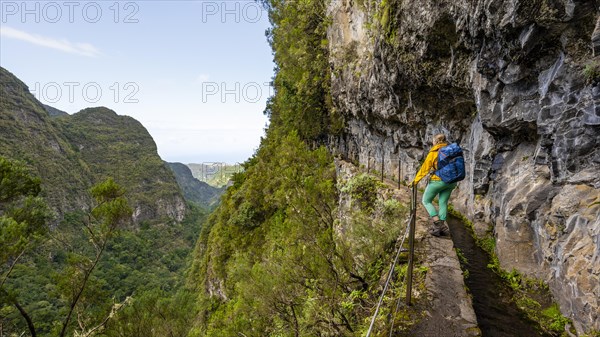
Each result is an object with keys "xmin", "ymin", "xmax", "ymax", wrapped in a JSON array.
[{"xmin": 327, "ymin": 0, "xmax": 600, "ymax": 332}]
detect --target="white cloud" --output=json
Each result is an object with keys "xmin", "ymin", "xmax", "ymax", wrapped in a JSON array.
[{"xmin": 0, "ymin": 26, "xmax": 100, "ymax": 57}]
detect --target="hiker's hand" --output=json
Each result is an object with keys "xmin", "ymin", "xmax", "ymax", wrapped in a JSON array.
[{"xmin": 408, "ymin": 180, "xmax": 415, "ymax": 188}]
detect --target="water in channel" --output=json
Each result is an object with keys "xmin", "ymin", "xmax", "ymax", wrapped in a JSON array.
[{"xmin": 446, "ymin": 216, "xmax": 552, "ymax": 337}]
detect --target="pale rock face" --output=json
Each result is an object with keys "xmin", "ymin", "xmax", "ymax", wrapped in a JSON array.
[
  {"xmin": 131, "ymin": 196, "xmax": 186, "ymax": 223},
  {"xmin": 157, "ymin": 197, "xmax": 187, "ymax": 222},
  {"xmin": 327, "ymin": 0, "xmax": 600, "ymax": 332}
]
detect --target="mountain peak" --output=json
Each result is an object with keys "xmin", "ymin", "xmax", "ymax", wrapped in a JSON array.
[{"xmin": 1, "ymin": 67, "xmax": 186, "ymax": 223}]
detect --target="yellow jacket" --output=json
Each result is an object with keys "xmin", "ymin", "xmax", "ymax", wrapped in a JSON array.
[{"xmin": 413, "ymin": 142, "xmax": 447, "ymax": 184}]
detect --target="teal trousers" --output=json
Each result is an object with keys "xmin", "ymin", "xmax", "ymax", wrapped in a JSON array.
[{"xmin": 422, "ymin": 180, "xmax": 457, "ymax": 221}]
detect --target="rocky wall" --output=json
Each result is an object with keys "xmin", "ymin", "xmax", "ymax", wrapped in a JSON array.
[{"xmin": 327, "ymin": 0, "xmax": 600, "ymax": 332}]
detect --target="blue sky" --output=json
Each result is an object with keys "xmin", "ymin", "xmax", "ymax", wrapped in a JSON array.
[{"xmin": 0, "ymin": 1, "xmax": 274, "ymax": 164}]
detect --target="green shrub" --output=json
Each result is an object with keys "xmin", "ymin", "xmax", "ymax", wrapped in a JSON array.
[
  {"xmin": 583, "ymin": 62, "xmax": 600, "ymax": 82},
  {"xmin": 542, "ymin": 303, "xmax": 570, "ymax": 334},
  {"xmin": 341, "ymin": 173, "xmax": 383, "ymax": 211}
]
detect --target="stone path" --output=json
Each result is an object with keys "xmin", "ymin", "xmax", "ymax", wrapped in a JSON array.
[{"xmin": 387, "ymin": 179, "xmax": 480, "ymax": 336}]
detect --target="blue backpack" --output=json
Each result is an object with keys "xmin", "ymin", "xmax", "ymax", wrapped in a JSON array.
[{"xmin": 434, "ymin": 143, "xmax": 465, "ymax": 184}]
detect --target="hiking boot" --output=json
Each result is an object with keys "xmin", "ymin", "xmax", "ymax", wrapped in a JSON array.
[
  {"xmin": 439, "ymin": 220, "xmax": 450, "ymax": 236},
  {"xmin": 428, "ymin": 219, "xmax": 442, "ymax": 237},
  {"xmin": 429, "ymin": 220, "xmax": 449, "ymax": 237}
]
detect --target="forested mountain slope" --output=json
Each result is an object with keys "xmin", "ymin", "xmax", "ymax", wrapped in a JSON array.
[
  {"xmin": 0, "ymin": 67, "xmax": 185, "ymax": 223},
  {"xmin": 190, "ymin": 0, "xmax": 599, "ymax": 335},
  {"xmin": 0, "ymin": 67, "xmax": 204, "ymax": 336}
]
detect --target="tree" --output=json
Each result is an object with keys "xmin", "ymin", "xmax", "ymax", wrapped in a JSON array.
[
  {"xmin": 0, "ymin": 157, "xmax": 51, "ymax": 285},
  {"xmin": 55, "ymin": 178, "xmax": 132, "ymax": 337},
  {"xmin": 101, "ymin": 289, "xmax": 197, "ymax": 337},
  {"xmin": 0, "ymin": 157, "xmax": 52, "ymax": 337},
  {"xmin": 0, "ymin": 162, "xmax": 132, "ymax": 337}
]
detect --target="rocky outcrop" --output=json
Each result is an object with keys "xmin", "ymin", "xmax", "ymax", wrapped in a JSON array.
[{"xmin": 327, "ymin": 0, "xmax": 600, "ymax": 333}]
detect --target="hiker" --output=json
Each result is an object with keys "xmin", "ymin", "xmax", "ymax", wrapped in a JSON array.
[{"xmin": 409, "ymin": 134, "xmax": 457, "ymax": 237}]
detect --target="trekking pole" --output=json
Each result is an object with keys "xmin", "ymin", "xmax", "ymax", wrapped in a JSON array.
[{"xmin": 405, "ymin": 184, "xmax": 417, "ymax": 305}]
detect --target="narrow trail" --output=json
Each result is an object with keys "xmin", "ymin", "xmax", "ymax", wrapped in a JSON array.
[
  {"xmin": 375, "ymin": 174, "xmax": 549, "ymax": 336},
  {"xmin": 374, "ymin": 175, "xmax": 480, "ymax": 336}
]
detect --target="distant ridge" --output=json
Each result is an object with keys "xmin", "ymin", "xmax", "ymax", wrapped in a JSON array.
[
  {"xmin": 43, "ymin": 104, "xmax": 68, "ymax": 117},
  {"xmin": 167, "ymin": 162, "xmax": 224, "ymax": 208},
  {"xmin": 187, "ymin": 162, "xmax": 242, "ymax": 187}
]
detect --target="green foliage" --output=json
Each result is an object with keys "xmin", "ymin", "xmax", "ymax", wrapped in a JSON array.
[
  {"xmin": 514, "ymin": 295, "xmax": 576, "ymax": 336},
  {"xmin": 190, "ymin": 133, "xmax": 349, "ymax": 335},
  {"xmin": 0, "ymin": 157, "xmax": 41, "ymax": 203},
  {"xmin": 338, "ymin": 191, "xmax": 407, "ymax": 281},
  {"xmin": 376, "ymin": 0, "xmax": 400, "ymax": 45},
  {"xmin": 90, "ymin": 178, "xmax": 132, "ymax": 230},
  {"xmin": 188, "ymin": 129, "xmax": 422, "ymax": 335},
  {"xmin": 583, "ymin": 62, "xmax": 600, "ymax": 83},
  {"xmin": 542, "ymin": 303, "xmax": 571, "ymax": 334},
  {"xmin": 0, "ymin": 156, "xmax": 52, "ymax": 281},
  {"xmin": 455, "ymin": 248, "xmax": 468, "ymax": 265},
  {"xmin": 263, "ymin": 0, "xmax": 342, "ymax": 142},
  {"xmin": 0, "ymin": 160, "xmax": 52, "ymax": 334},
  {"xmin": 3, "ymin": 201, "xmax": 205, "ymax": 335},
  {"xmin": 90, "ymin": 178, "xmax": 126, "ymax": 202},
  {"xmin": 340, "ymin": 173, "xmax": 383, "ymax": 212},
  {"xmin": 502, "ymin": 269, "xmax": 522, "ymax": 291},
  {"xmin": 380, "ymin": 198, "xmax": 405, "ymax": 219},
  {"xmin": 478, "ymin": 234, "xmax": 496, "ymax": 257},
  {"xmin": 101, "ymin": 289, "xmax": 198, "ymax": 337},
  {"xmin": 487, "ymin": 259, "xmax": 574, "ymax": 336},
  {"xmin": 1, "ymin": 179, "xmax": 140, "ymax": 336},
  {"xmin": 454, "ymin": 248, "xmax": 470, "ymax": 279}
]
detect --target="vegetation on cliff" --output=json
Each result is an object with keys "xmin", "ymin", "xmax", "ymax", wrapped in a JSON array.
[
  {"xmin": 187, "ymin": 131, "xmax": 414, "ymax": 335},
  {"xmin": 186, "ymin": 1, "xmax": 418, "ymax": 335},
  {"xmin": 1, "ymin": 160, "xmax": 131, "ymax": 336},
  {"xmin": 263, "ymin": 0, "xmax": 343, "ymax": 142}
]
